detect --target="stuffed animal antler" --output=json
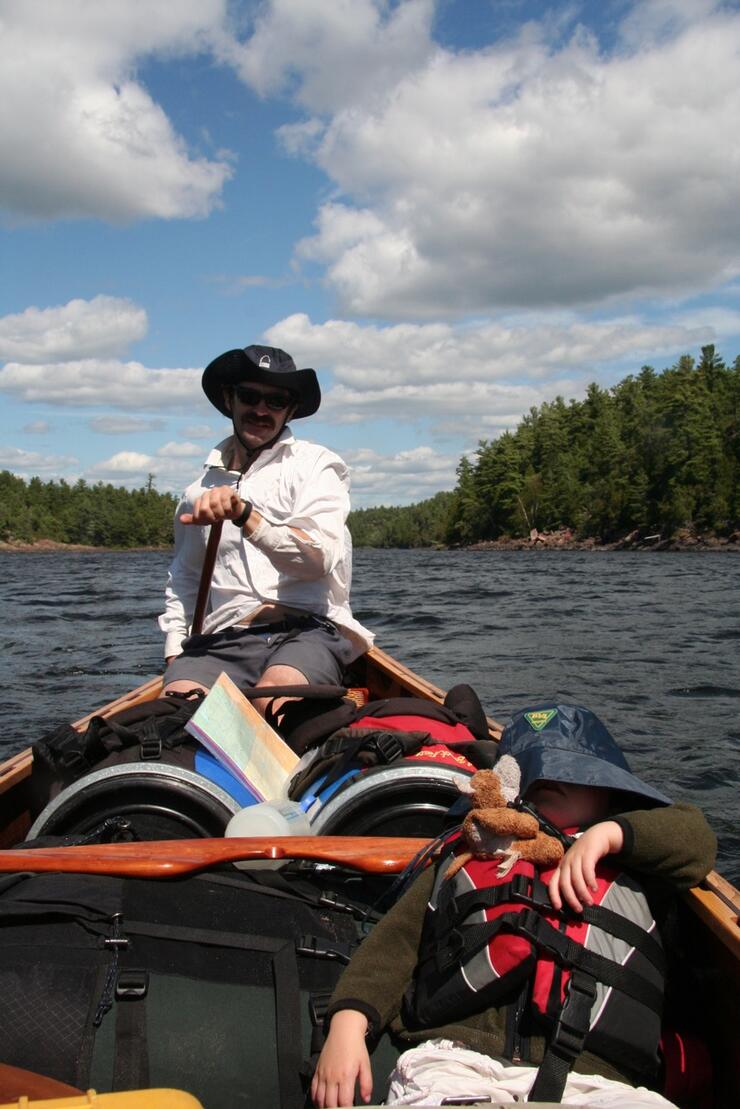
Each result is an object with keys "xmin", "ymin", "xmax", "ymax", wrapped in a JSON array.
[{"xmin": 447, "ymin": 758, "xmax": 564, "ymax": 878}]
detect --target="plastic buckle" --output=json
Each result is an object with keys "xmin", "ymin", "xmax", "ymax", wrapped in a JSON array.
[
  {"xmin": 514, "ymin": 907, "xmax": 542, "ymax": 942},
  {"xmin": 551, "ymin": 973, "xmax": 597, "ymax": 1058},
  {"xmin": 318, "ymin": 891, "xmax": 354, "ymax": 915},
  {"xmin": 140, "ymin": 736, "xmax": 162, "ymax": 760},
  {"xmin": 309, "ymin": 991, "xmax": 333, "ymax": 1027},
  {"xmin": 59, "ymin": 749, "xmax": 90, "ymax": 773},
  {"xmin": 296, "ymin": 934, "xmax": 352, "ymax": 964},
  {"xmin": 115, "ymin": 969, "xmax": 149, "ymax": 1000},
  {"xmin": 371, "ymin": 732, "xmax": 404, "ymax": 764},
  {"xmin": 322, "ymin": 733, "xmax": 350, "ymax": 757},
  {"xmin": 510, "ymin": 872, "xmax": 534, "ymax": 903}
]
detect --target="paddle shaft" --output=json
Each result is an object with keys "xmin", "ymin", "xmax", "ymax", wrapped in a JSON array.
[
  {"xmin": 191, "ymin": 520, "xmax": 224, "ymax": 636},
  {"xmin": 0, "ymin": 836, "xmax": 432, "ymax": 878}
]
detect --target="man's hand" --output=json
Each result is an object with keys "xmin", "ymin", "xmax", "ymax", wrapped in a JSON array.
[
  {"xmin": 180, "ymin": 487, "xmax": 245, "ymax": 526},
  {"xmin": 311, "ymin": 1010, "xmax": 372, "ymax": 1108},
  {"xmin": 547, "ymin": 820, "xmax": 624, "ymax": 913}
]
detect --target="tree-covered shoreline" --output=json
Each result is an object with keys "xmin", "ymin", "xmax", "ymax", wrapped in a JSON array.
[
  {"xmin": 0, "ymin": 471, "xmax": 178, "ymax": 549},
  {"xmin": 2, "ymin": 348, "xmax": 737, "ymax": 552},
  {"xmin": 353, "ymin": 346, "xmax": 739, "ymax": 549}
]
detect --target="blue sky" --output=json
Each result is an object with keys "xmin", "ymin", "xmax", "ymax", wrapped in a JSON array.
[{"xmin": 2, "ymin": 0, "xmax": 739, "ymax": 507}]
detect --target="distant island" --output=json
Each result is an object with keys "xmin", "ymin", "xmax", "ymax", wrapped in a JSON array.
[{"xmin": 2, "ymin": 346, "xmax": 737, "ymax": 552}]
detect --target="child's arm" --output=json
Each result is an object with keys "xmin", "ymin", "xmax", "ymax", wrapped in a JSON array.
[
  {"xmin": 311, "ymin": 1010, "xmax": 372, "ymax": 1108},
  {"xmin": 612, "ymin": 801, "xmax": 717, "ymax": 888},
  {"xmin": 312, "ymin": 865, "xmax": 436, "ymax": 1106},
  {"xmin": 547, "ymin": 802, "xmax": 717, "ymax": 913}
]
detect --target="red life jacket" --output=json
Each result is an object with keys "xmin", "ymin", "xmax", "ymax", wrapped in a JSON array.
[{"xmin": 403, "ymin": 847, "xmax": 666, "ymax": 1094}]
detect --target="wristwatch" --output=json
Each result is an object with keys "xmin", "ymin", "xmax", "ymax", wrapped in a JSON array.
[{"xmin": 233, "ymin": 499, "xmax": 253, "ymax": 528}]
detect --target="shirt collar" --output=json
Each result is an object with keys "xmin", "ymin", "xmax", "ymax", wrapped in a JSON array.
[{"xmin": 204, "ymin": 426, "xmax": 295, "ymax": 472}]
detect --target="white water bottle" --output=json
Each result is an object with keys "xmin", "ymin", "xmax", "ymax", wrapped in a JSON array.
[{"xmin": 225, "ymin": 799, "xmax": 312, "ymax": 868}]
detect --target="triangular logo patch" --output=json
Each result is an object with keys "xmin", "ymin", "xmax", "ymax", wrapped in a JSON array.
[{"xmin": 524, "ymin": 708, "xmax": 557, "ymax": 732}]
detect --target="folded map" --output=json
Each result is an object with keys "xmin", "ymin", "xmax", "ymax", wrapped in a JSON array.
[{"xmin": 185, "ymin": 671, "xmax": 299, "ymax": 801}]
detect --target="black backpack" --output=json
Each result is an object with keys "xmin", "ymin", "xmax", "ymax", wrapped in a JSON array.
[{"xmin": 0, "ymin": 865, "xmax": 397, "ymax": 1108}]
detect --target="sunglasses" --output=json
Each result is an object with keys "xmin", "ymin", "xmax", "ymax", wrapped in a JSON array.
[{"xmin": 232, "ymin": 385, "xmax": 296, "ymax": 412}]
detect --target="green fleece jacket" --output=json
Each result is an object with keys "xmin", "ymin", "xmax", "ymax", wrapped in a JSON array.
[{"xmin": 327, "ymin": 803, "xmax": 716, "ymax": 1085}]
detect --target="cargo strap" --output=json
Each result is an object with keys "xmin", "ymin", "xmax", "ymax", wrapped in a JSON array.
[
  {"xmin": 288, "ymin": 727, "xmax": 429, "ymax": 801},
  {"xmin": 113, "ymin": 968, "xmax": 149, "ymax": 1090}
]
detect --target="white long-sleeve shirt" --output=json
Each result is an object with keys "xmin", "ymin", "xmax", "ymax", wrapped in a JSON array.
[{"xmin": 158, "ymin": 429, "xmax": 374, "ymax": 659}]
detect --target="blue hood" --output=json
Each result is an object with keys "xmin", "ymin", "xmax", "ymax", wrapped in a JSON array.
[{"xmin": 497, "ymin": 703, "xmax": 671, "ymax": 808}]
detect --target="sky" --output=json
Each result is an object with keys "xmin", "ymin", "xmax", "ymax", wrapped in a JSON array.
[{"xmin": 1, "ymin": 0, "xmax": 740, "ymax": 508}]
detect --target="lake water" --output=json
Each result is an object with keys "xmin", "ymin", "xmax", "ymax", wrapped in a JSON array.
[{"xmin": 1, "ymin": 547, "xmax": 738, "ymax": 882}]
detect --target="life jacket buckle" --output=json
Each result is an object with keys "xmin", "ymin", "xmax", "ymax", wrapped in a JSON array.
[
  {"xmin": 515, "ymin": 907, "xmax": 543, "ymax": 942},
  {"xmin": 550, "ymin": 971, "xmax": 597, "ymax": 1058}
]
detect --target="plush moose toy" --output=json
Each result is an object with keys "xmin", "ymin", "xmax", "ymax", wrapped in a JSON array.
[{"xmin": 447, "ymin": 757, "xmax": 565, "ymax": 878}]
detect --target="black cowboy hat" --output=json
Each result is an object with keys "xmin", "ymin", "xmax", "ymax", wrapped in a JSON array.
[{"xmin": 202, "ymin": 344, "xmax": 321, "ymax": 419}]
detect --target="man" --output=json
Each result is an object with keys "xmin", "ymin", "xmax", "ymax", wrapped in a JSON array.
[{"xmin": 159, "ymin": 344, "xmax": 373, "ymax": 715}]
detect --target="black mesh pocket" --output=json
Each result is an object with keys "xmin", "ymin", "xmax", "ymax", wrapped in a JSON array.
[{"xmin": 0, "ymin": 957, "xmax": 101, "ymax": 1087}]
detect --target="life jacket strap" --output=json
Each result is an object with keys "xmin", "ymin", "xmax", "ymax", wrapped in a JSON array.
[
  {"xmin": 447, "ymin": 877, "xmax": 664, "ymax": 974},
  {"xmin": 528, "ymin": 969, "xmax": 596, "ymax": 1103},
  {"xmin": 438, "ymin": 909, "xmax": 664, "ymax": 1015}
]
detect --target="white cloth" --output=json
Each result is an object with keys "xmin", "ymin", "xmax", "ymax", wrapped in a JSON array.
[
  {"xmin": 158, "ymin": 429, "xmax": 373, "ymax": 658},
  {"xmin": 385, "ymin": 1040, "xmax": 676, "ymax": 1107}
]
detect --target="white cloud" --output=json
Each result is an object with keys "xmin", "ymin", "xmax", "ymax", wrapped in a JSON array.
[
  {"xmin": 0, "ymin": 445, "xmax": 78, "ymax": 476},
  {"xmin": 23, "ymin": 420, "xmax": 51, "ymax": 434},
  {"xmin": 0, "ymin": 359, "xmax": 204, "ymax": 412},
  {"xmin": 0, "ymin": 0, "xmax": 232, "ymax": 222},
  {"xmin": 0, "ymin": 296, "xmax": 147, "ymax": 362},
  {"xmin": 85, "ymin": 446, "xmax": 201, "ymax": 493},
  {"xmin": 287, "ymin": 3, "xmax": 740, "ymax": 316},
  {"xmin": 182, "ymin": 423, "xmax": 218, "ymax": 439},
  {"xmin": 266, "ymin": 309, "xmax": 714, "ymax": 436},
  {"xmin": 155, "ymin": 441, "xmax": 204, "ymax": 458},
  {"xmin": 346, "ymin": 444, "xmax": 459, "ymax": 505},
  {"xmin": 89, "ymin": 415, "xmax": 166, "ymax": 434},
  {"xmin": 224, "ymin": 0, "xmax": 435, "ymax": 114},
  {"xmin": 90, "ymin": 451, "xmax": 154, "ymax": 474}
]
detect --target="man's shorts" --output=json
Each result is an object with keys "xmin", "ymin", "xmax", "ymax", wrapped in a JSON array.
[{"xmin": 164, "ymin": 615, "xmax": 357, "ymax": 691}]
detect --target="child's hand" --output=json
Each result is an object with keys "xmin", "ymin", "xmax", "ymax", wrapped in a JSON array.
[
  {"xmin": 311, "ymin": 1009, "xmax": 373, "ymax": 1107},
  {"xmin": 547, "ymin": 820, "xmax": 624, "ymax": 913}
]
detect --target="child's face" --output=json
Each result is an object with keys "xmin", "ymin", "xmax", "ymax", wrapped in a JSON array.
[{"xmin": 524, "ymin": 780, "xmax": 611, "ymax": 829}]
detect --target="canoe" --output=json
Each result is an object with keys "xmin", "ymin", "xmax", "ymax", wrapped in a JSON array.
[{"xmin": 0, "ymin": 644, "xmax": 738, "ymax": 1108}]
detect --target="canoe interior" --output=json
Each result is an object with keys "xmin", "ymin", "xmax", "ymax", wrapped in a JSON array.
[{"xmin": 0, "ymin": 645, "xmax": 738, "ymax": 1106}]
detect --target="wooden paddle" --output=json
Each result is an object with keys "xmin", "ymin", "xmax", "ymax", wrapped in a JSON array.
[
  {"xmin": 191, "ymin": 520, "xmax": 223, "ymax": 636},
  {"xmin": 0, "ymin": 835, "xmax": 433, "ymax": 878}
]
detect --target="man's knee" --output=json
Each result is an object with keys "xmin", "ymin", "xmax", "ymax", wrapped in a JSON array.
[
  {"xmin": 254, "ymin": 664, "xmax": 308, "ymax": 719},
  {"xmin": 161, "ymin": 677, "xmax": 209, "ymax": 698}
]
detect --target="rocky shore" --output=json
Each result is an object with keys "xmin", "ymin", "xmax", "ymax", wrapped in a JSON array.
[
  {"xmin": 0, "ymin": 539, "xmax": 171, "ymax": 552},
  {"xmin": 469, "ymin": 527, "xmax": 739, "ymax": 551},
  {"xmin": 1, "ymin": 531, "xmax": 737, "ymax": 553}
]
